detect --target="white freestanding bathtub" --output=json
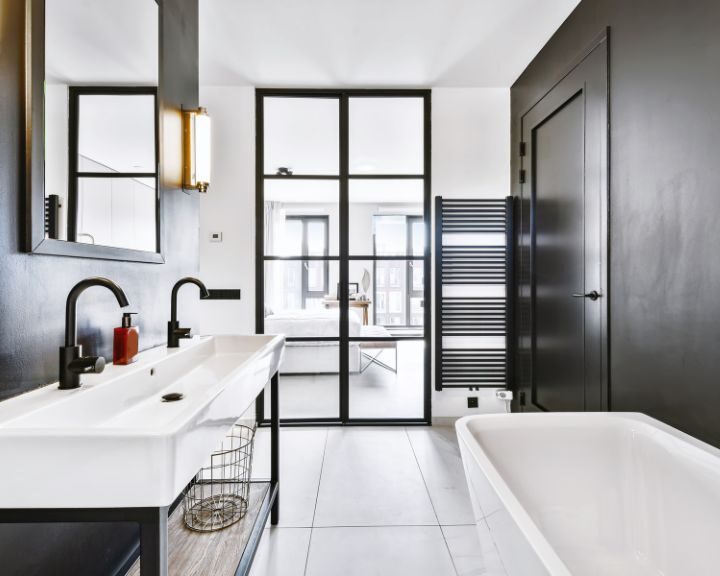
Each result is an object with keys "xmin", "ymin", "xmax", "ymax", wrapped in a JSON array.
[{"xmin": 456, "ymin": 413, "xmax": 720, "ymax": 576}]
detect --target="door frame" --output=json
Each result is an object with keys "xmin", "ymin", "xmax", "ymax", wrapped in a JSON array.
[
  {"xmin": 516, "ymin": 31, "xmax": 610, "ymax": 412},
  {"xmin": 255, "ymin": 89, "xmax": 432, "ymax": 426}
]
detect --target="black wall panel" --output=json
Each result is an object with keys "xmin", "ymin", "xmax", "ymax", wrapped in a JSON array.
[
  {"xmin": 0, "ymin": 0, "xmax": 199, "ymax": 573},
  {"xmin": 512, "ymin": 0, "xmax": 720, "ymax": 446}
]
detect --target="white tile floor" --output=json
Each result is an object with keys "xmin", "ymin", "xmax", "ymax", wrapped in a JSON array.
[
  {"xmin": 263, "ymin": 341, "xmax": 425, "ymax": 420},
  {"xmin": 251, "ymin": 426, "xmax": 506, "ymax": 576}
]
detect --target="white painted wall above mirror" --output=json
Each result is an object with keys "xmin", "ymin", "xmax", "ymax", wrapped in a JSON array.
[{"xmin": 43, "ymin": 0, "xmax": 159, "ymax": 254}]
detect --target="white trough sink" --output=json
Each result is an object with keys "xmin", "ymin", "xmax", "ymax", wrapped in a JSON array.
[{"xmin": 0, "ymin": 335, "xmax": 284, "ymax": 509}]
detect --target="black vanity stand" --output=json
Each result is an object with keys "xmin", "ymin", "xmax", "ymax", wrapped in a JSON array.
[{"xmin": 0, "ymin": 372, "xmax": 281, "ymax": 576}]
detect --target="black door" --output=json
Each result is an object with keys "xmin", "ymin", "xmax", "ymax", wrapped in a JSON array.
[{"xmin": 519, "ymin": 38, "xmax": 608, "ymax": 412}]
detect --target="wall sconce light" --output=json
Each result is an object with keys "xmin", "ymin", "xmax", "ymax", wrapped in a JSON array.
[{"xmin": 183, "ymin": 107, "xmax": 212, "ymax": 193}]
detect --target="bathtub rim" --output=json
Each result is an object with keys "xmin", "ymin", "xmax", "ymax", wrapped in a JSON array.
[{"xmin": 455, "ymin": 411, "xmax": 720, "ymax": 576}]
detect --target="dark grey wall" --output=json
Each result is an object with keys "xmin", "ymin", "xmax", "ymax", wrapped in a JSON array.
[
  {"xmin": 512, "ymin": 0, "xmax": 720, "ymax": 446},
  {"xmin": 0, "ymin": 0, "xmax": 199, "ymax": 573}
]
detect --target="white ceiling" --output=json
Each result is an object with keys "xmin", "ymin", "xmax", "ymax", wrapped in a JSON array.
[
  {"xmin": 200, "ymin": 0, "xmax": 580, "ymax": 87},
  {"xmin": 45, "ymin": 0, "xmax": 579, "ymax": 88},
  {"xmin": 45, "ymin": 0, "xmax": 158, "ymax": 85}
]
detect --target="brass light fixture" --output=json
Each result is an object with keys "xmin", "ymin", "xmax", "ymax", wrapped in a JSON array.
[{"xmin": 183, "ymin": 107, "xmax": 212, "ymax": 193}]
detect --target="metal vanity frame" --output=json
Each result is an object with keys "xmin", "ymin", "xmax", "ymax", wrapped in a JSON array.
[{"xmin": 0, "ymin": 373, "xmax": 281, "ymax": 576}]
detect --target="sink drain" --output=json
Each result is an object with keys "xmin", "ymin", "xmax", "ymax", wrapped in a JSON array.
[{"xmin": 161, "ymin": 392, "xmax": 184, "ymax": 402}]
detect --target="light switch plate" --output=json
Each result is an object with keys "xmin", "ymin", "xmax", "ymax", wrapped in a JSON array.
[{"xmin": 209, "ymin": 231, "xmax": 223, "ymax": 243}]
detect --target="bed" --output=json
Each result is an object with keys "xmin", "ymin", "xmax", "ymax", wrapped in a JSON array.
[{"xmin": 264, "ymin": 309, "xmax": 392, "ymax": 374}]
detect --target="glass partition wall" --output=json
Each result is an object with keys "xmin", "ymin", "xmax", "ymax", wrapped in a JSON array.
[{"xmin": 256, "ymin": 90, "xmax": 431, "ymax": 424}]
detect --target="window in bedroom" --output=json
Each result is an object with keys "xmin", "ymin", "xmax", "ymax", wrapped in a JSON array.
[
  {"xmin": 372, "ymin": 214, "xmax": 424, "ymax": 328},
  {"xmin": 257, "ymin": 90, "xmax": 430, "ymax": 424},
  {"xmin": 285, "ymin": 215, "xmax": 329, "ymax": 309}
]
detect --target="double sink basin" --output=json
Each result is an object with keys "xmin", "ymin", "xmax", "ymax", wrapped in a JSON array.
[{"xmin": 0, "ymin": 335, "xmax": 284, "ymax": 509}]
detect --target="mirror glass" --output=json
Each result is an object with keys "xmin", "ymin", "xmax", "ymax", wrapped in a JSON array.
[{"xmin": 44, "ymin": 0, "xmax": 159, "ymax": 253}]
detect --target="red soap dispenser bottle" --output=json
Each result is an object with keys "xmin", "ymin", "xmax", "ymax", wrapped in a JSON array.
[{"xmin": 114, "ymin": 312, "xmax": 139, "ymax": 365}]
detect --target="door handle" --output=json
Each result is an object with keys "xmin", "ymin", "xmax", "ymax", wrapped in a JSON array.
[{"xmin": 572, "ymin": 290, "xmax": 601, "ymax": 301}]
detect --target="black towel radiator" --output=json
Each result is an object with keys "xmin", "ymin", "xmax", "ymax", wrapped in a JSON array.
[{"xmin": 434, "ymin": 197, "xmax": 514, "ymax": 390}]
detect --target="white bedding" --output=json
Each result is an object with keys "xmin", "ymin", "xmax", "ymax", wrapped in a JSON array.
[{"xmin": 265, "ymin": 308, "xmax": 362, "ymax": 338}]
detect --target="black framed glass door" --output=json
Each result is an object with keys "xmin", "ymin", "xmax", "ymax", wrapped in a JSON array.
[{"xmin": 256, "ymin": 89, "xmax": 431, "ymax": 424}]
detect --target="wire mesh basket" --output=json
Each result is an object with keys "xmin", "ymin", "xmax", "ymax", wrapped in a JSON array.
[{"xmin": 183, "ymin": 422, "xmax": 256, "ymax": 532}]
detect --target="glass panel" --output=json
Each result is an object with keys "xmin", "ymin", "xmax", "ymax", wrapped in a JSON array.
[
  {"xmin": 264, "ymin": 180, "xmax": 339, "ymax": 256},
  {"xmin": 78, "ymin": 94, "xmax": 156, "ymax": 173},
  {"xmin": 75, "ymin": 177, "xmax": 156, "ymax": 251},
  {"xmin": 411, "ymin": 219, "xmax": 425, "ymax": 257},
  {"xmin": 349, "ymin": 340, "xmax": 424, "ymax": 419},
  {"xmin": 410, "ymin": 261, "xmax": 424, "ymax": 292},
  {"xmin": 307, "ymin": 221, "xmax": 326, "ymax": 256},
  {"xmin": 306, "ymin": 262, "xmax": 325, "ymax": 293},
  {"xmin": 263, "ymin": 342, "xmax": 339, "ymax": 420},
  {"xmin": 410, "ymin": 296, "xmax": 424, "ymax": 326},
  {"xmin": 349, "ymin": 97, "xmax": 424, "ymax": 175},
  {"xmin": 264, "ymin": 260, "xmax": 338, "ymax": 321},
  {"xmin": 377, "ymin": 261, "xmax": 402, "ymax": 326},
  {"xmin": 264, "ymin": 97, "xmax": 339, "ymax": 175},
  {"xmin": 284, "ymin": 219, "xmax": 303, "ymax": 253},
  {"xmin": 263, "ymin": 257, "xmax": 340, "ymax": 421},
  {"xmin": 347, "ymin": 260, "xmax": 424, "ymax": 335},
  {"xmin": 374, "ymin": 216, "xmax": 406, "ymax": 256},
  {"xmin": 348, "ymin": 179, "xmax": 423, "ymax": 256}
]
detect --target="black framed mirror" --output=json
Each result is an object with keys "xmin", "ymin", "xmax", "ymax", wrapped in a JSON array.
[{"xmin": 25, "ymin": 0, "xmax": 164, "ymax": 263}]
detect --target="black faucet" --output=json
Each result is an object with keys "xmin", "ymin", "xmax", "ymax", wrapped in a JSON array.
[
  {"xmin": 59, "ymin": 277, "xmax": 130, "ymax": 390},
  {"xmin": 168, "ymin": 277, "xmax": 209, "ymax": 348}
]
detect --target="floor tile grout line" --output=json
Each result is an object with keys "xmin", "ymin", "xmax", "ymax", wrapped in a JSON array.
[
  {"xmin": 264, "ymin": 521, "xmax": 478, "ymax": 530},
  {"xmin": 310, "ymin": 523, "xmax": 456, "ymax": 529},
  {"xmin": 266, "ymin": 523, "xmax": 475, "ymax": 529},
  {"xmin": 405, "ymin": 427, "xmax": 460, "ymax": 576},
  {"xmin": 438, "ymin": 525, "xmax": 463, "ymax": 576},
  {"xmin": 479, "ymin": 515, "xmax": 511, "ymax": 576},
  {"xmin": 309, "ymin": 428, "xmax": 331, "ymax": 527},
  {"xmin": 303, "ymin": 428, "xmax": 330, "ymax": 576}
]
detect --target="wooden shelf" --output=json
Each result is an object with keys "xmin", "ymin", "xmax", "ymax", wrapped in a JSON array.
[{"xmin": 127, "ymin": 482, "xmax": 272, "ymax": 576}]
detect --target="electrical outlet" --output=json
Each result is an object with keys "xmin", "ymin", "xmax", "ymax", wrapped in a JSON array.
[
  {"xmin": 467, "ymin": 396, "xmax": 478, "ymax": 409},
  {"xmin": 209, "ymin": 231, "xmax": 223, "ymax": 243}
]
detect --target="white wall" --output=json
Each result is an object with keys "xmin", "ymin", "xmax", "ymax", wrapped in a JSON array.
[
  {"xmin": 431, "ymin": 87, "xmax": 511, "ymax": 419},
  {"xmin": 432, "ymin": 88, "xmax": 510, "ymax": 200},
  {"xmin": 198, "ymin": 85, "xmax": 511, "ymax": 417},
  {"xmin": 198, "ymin": 86, "xmax": 256, "ymax": 334},
  {"xmin": 76, "ymin": 156, "xmax": 156, "ymax": 251}
]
